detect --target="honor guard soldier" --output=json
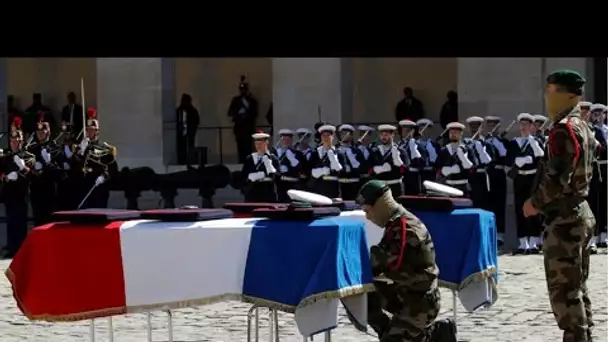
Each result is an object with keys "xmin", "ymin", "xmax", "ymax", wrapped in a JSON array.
[
  {"xmin": 271, "ymin": 129, "xmax": 302, "ymax": 202},
  {"xmin": 0, "ymin": 118, "xmax": 35, "ymax": 258},
  {"xmin": 27, "ymin": 114, "xmax": 59, "ymax": 226},
  {"xmin": 587, "ymin": 104, "xmax": 607, "ymax": 251},
  {"xmin": 436, "ymin": 122, "xmax": 474, "ymax": 195},
  {"xmin": 370, "ymin": 124, "xmax": 406, "ymax": 196},
  {"xmin": 463, "ymin": 116, "xmax": 493, "ymax": 209},
  {"xmin": 240, "ymin": 131, "xmax": 280, "ymax": 202},
  {"xmin": 308, "ymin": 125, "xmax": 342, "ymax": 198},
  {"xmin": 356, "ymin": 125, "xmax": 375, "ymax": 189},
  {"xmin": 415, "ymin": 118, "xmax": 439, "ymax": 183},
  {"xmin": 398, "ymin": 120, "xmax": 423, "ymax": 195},
  {"xmin": 72, "ymin": 108, "xmax": 118, "ymax": 209},
  {"xmin": 337, "ymin": 124, "xmax": 363, "ymax": 200},
  {"xmin": 55, "ymin": 121, "xmax": 80, "ymax": 210},
  {"xmin": 532, "ymin": 115, "xmax": 549, "ymax": 144},
  {"xmin": 483, "ymin": 115, "xmax": 509, "ymax": 246},
  {"xmin": 579, "ymin": 101, "xmax": 592, "ymax": 121},
  {"xmin": 295, "ymin": 128, "xmax": 314, "ymax": 189},
  {"xmin": 507, "ymin": 113, "xmax": 545, "ymax": 254}
]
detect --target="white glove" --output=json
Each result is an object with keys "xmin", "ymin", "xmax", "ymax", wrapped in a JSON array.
[
  {"xmin": 450, "ymin": 164, "xmax": 461, "ymax": 174},
  {"xmin": 64, "ymin": 145, "xmax": 73, "ymax": 158},
  {"xmin": 41, "ymin": 148, "xmax": 51, "ymax": 164},
  {"xmin": 262, "ymin": 155, "xmax": 277, "ymax": 174},
  {"xmin": 34, "ymin": 162, "xmax": 43, "ymax": 170},
  {"xmin": 456, "ymin": 147, "xmax": 473, "ymax": 169},
  {"xmin": 515, "ymin": 156, "xmax": 533, "ymax": 168},
  {"xmin": 7, "ymin": 171, "xmax": 18, "ymax": 181},
  {"xmin": 311, "ymin": 167, "xmax": 330, "ymax": 179},
  {"xmin": 63, "ymin": 162, "xmax": 71, "ymax": 170},
  {"xmin": 247, "ymin": 171, "xmax": 265, "ymax": 182},
  {"xmin": 491, "ymin": 138, "xmax": 507, "ymax": 157},
  {"xmin": 78, "ymin": 138, "xmax": 89, "ymax": 156},
  {"xmin": 391, "ymin": 147, "xmax": 404, "ymax": 167},
  {"xmin": 345, "ymin": 149, "xmax": 361, "ymax": 168},
  {"xmin": 441, "ymin": 166, "xmax": 452, "ymax": 176},
  {"xmin": 426, "ymin": 141, "xmax": 438, "ymax": 162},
  {"xmin": 285, "ymin": 150, "xmax": 299, "ymax": 167},
  {"xmin": 474, "ymin": 141, "xmax": 492, "ymax": 164},
  {"xmin": 95, "ymin": 175, "xmax": 106, "ymax": 186},
  {"xmin": 408, "ymin": 139, "xmax": 422, "ymax": 159},
  {"xmin": 529, "ymin": 138, "xmax": 545, "ymax": 157},
  {"xmin": 279, "ymin": 165, "xmax": 288, "ymax": 173},
  {"xmin": 326, "ymin": 150, "xmax": 343, "ymax": 172},
  {"xmin": 13, "ymin": 155, "xmax": 26, "ymax": 170}
]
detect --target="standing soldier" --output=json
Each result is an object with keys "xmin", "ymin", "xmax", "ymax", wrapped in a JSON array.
[
  {"xmin": 436, "ymin": 122, "xmax": 474, "ymax": 195},
  {"xmin": 369, "ymin": 124, "xmax": 406, "ymax": 197},
  {"xmin": 240, "ymin": 131, "xmax": 280, "ymax": 202},
  {"xmin": 55, "ymin": 122, "xmax": 80, "ymax": 210},
  {"xmin": 337, "ymin": 124, "xmax": 363, "ymax": 200},
  {"xmin": 0, "ymin": 118, "xmax": 34, "ymax": 258},
  {"xmin": 587, "ymin": 104, "xmax": 607, "ymax": 251},
  {"xmin": 295, "ymin": 128, "xmax": 313, "ymax": 190},
  {"xmin": 415, "ymin": 118, "xmax": 439, "ymax": 183},
  {"xmin": 463, "ymin": 116, "xmax": 493, "ymax": 209},
  {"xmin": 523, "ymin": 70, "xmax": 595, "ymax": 342},
  {"xmin": 308, "ymin": 125, "xmax": 342, "ymax": 198},
  {"xmin": 507, "ymin": 113, "xmax": 545, "ymax": 254},
  {"xmin": 579, "ymin": 101, "xmax": 592, "ymax": 121},
  {"xmin": 72, "ymin": 109, "xmax": 118, "ymax": 209},
  {"xmin": 270, "ymin": 129, "xmax": 302, "ymax": 202},
  {"xmin": 356, "ymin": 125, "xmax": 374, "ymax": 189},
  {"xmin": 532, "ymin": 115, "xmax": 550, "ymax": 144},
  {"xmin": 398, "ymin": 120, "xmax": 423, "ymax": 195},
  {"xmin": 27, "ymin": 114, "xmax": 59, "ymax": 226},
  {"xmin": 483, "ymin": 115, "xmax": 509, "ymax": 248}
]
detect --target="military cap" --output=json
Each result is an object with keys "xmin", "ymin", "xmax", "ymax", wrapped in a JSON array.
[
  {"xmin": 357, "ymin": 125, "xmax": 374, "ymax": 132},
  {"xmin": 398, "ymin": 119, "xmax": 416, "ymax": 127},
  {"xmin": 465, "ymin": 116, "xmax": 484, "ymax": 124},
  {"xmin": 296, "ymin": 128, "xmax": 312, "ymax": 135},
  {"xmin": 377, "ymin": 124, "xmax": 397, "ymax": 132},
  {"xmin": 546, "ymin": 69, "xmax": 586, "ymax": 95},
  {"xmin": 579, "ymin": 101, "xmax": 592, "ymax": 109},
  {"xmin": 533, "ymin": 114, "xmax": 548, "ymax": 122},
  {"xmin": 484, "ymin": 116, "xmax": 501, "ymax": 122},
  {"xmin": 278, "ymin": 128, "xmax": 295, "ymax": 136},
  {"xmin": 416, "ymin": 118, "xmax": 433, "ymax": 126},
  {"xmin": 517, "ymin": 113, "xmax": 535, "ymax": 122},
  {"xmin": 590, "ymin": 104, "xmax": 605, "ymax": 112},
  {"xmin": 356, "ymin": 180, "xmax": 390, "ymax": 206},
  {"xmin": 338, "ymin": 124, "xmax": 355, "ymax": 132},
  {"xmin": 446, "ymin": 122, "xmax": 465, "ymax": 130},
  {"xmin": 318, "ymin": 124, "xmax": 336, "ymax": 134},
  {"xmin": 252, "ymin": 130, "xmax": 270, "ymax": 140}
]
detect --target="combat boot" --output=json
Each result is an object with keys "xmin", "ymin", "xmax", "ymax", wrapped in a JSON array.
[{"xmin": 430, "ymin": 318, "xmax": 457, "ymax": 342}]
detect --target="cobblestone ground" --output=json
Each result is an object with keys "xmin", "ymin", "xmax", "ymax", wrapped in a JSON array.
[{"xmin": 1, "ymin": 253, "xmax": 606, "ymax": 342}]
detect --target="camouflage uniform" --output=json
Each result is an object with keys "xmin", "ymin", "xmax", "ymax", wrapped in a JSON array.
[
  {"xmin": 528, "ymin": 70, "xmax": 596, "ymax": 342},
  {"xmin": 357, "ymin": 180, "xmax": 454, "ymax": 342}
]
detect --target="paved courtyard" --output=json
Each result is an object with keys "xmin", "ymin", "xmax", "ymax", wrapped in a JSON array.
[{"xmin": 0, "ymin": 252, "xmax": 606, "ymax": 342}]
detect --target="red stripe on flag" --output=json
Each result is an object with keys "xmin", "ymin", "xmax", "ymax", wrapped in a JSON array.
[{"xmin": 6, "ymin": 221, "xmax": 127, "ymax": 321}]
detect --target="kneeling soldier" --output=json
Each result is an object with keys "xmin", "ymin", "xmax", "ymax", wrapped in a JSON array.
[{"xmin": 356, "ymin": 180, "xmax": 457, "ymax": 342}]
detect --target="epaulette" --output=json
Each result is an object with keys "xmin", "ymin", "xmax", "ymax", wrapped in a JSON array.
[{"xmin": 103, "ymin": 142, "xmax": 117, "ymax": 155}]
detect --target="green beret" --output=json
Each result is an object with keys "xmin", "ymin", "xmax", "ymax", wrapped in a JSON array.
[
  {"xmin": 356, "ymin": 180, "xmax": 389, "ymax": 206},
  {"xmin": 546, "ymin": 69, "xmax": 585, "ymax": 95}
]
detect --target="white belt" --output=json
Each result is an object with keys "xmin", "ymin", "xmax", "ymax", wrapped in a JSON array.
[
  {"xmin": 598, "ymin": 160, "xmax": 608, "ymax": 165},
  {"xmin": 280, "ymin": 176, "xmax": 299, "ymax": 182},
  {"xmin": 384, "ymin": 179, "xmax": 402, "ymax": 185},
  {"xmin": 321, "ymin": 176, "xmax": 338, "ymax": 181},
  {"xmin": 476, "ymin": 169, "xmax": 486, "ymax": 173},
  {"xmin": 446, "ymin": 179, "xmax": 468, "ymax": 185},
  {"xmin": 518, "ymin": 169, "xmax": 537, "ymax": 175},
  {"xmin": 256, "ymin": 177, "xmax": 273, "ymax": 182},
  {"xmin": 423, "ymin": 166, "xmax": 434, "ymax": 171},
  {"xmin": 339, "ymin": 178, "xmax": 360, "ymax": 183},
  {"xmin": 408, "ymin": 167, "xmax": 420, "ymax": 172},
  {"xmin": 493, "ymin": 165, "xmax": 505, "ymax": 170}
]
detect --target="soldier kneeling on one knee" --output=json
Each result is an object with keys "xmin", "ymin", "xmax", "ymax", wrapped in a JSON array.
[{"xmin": 356, "ymin": 180, "xmax": 457, "ymax": 342}]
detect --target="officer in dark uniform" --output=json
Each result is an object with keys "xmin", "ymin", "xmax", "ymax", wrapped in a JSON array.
[
  {"xmin": 295, "ymin": 128, "xmax": 314, "ymax": 190},
  {"xmin": 483, "ymin": 115, "xmax": 509, "ymax": 247},
  {"xmin": 270, "ymin": 129, "xmax": 302, "ymax": 202},
  {"xmin": 72, "ymin": 108, "xmax": 118, "ymax": 209},
  {"xmin": 588, "ymin": 104, "xmax": 607, "ymax": 251},
  {"xmin": 337, "ymin": 124, "xmax": 363, "ymax": 200},
  {"xmin": 356, "ymin": 125, "xmax": 374, "ymax": 189},
  {"xmin": 27, "ymin": 114, "xmax": 59, "ymax": 226},
  {"xmin": 398, "ymin": 120, "xmax": 423, "ymax": 195},
  {"xmin": 240, "ymin": 131, "xmax": 280, "ymax": 202},
  {"xmin": 1, "ymin": 118, "xmax": 34, "ymax": 258},
  {"xmin": 507, "ymin": 113, "xmax": 545, "ymax": 254},
  {"xmin": 463, "ymin": 116, "xmax": 493, "ymax": 209},
  {"xmin": 308, "ymin": 125, "xmax": 343, "ymax": 198},
  {"xmin": 415, "ymin": 118, "xmax": 439, "ymax": 183},
  {"xmin": 369, "ymin": 124, "xmax": 406, "ymax": 197},
  {"xmin": 436, "ymin": 122, "xmax": 474, "ymax": 195}
]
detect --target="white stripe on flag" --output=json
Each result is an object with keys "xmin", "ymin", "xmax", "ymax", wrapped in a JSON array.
[{"xmin": 119, "ymin": 218, "xmax": 260, "ymax": 310}]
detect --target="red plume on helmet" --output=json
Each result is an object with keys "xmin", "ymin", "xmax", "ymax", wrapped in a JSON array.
[
  {"xmin": 12, "ymin": 116, "xmax": 22, "ymax": 128},
  {"xmin": 37, "ymin": 111, "xmax": 45, "ymax": 123},
  {"xmin": 87, "ymin": 108, "xmax": 97, "ymax": 119},
  {"xmin": 257, "ymin": 130, "xmax": 264, "ymax": 134}
]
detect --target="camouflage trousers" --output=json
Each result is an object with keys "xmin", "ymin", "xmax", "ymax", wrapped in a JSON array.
[
  {"xmin": 542, "ymin": 205, "xmax": 596, "ymax": 342},
  {"xmin": 368, "ymin": 281, "xmax": 440, "ymax": 342}
]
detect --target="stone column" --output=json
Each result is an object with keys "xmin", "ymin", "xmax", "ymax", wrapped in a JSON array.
[
  {"xmin": 272, "ymin": 58, "xmax": 352, "ymax": 135},
  {"xmin": 96, "ymin": 58, "xmax": 175, "ymax": 172}
]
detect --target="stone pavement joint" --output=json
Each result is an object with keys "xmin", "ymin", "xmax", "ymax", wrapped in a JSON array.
[{"xmin": 0, "ymin": 253, "xmax": 606, "ymax": 342}]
